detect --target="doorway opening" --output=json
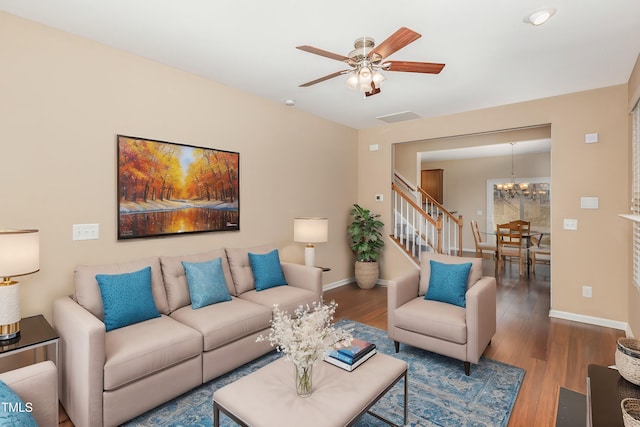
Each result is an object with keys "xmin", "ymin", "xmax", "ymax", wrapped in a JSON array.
[{"xmin": 487, "ymin": 177, "xmax": 551, "ymax": 233}]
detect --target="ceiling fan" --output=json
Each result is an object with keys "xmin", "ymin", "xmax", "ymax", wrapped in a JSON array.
[{"xmin": 296, "ymin": 27, "xmax": 445, "ymax": 97}]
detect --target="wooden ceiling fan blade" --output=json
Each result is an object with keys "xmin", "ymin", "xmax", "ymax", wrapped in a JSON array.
[
  {"xmin": 370, "ymin": 27, "xmax": 421, "ymax": 60},
  {"xmin": 296, "ymin": 45, "xmax": 350, "ymax": 62},
  {"xmin": 385, "ymin": 61, "xmax": 446, "ymax": 74},
  {"xmin": 299, "ymin": 70, "xmax": 350, "ymax": 87}
]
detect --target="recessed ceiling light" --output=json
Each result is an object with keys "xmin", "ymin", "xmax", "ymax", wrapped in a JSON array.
[
  {"xmin": 284, "ymin": 99, "xmax": 296, "ymax": 107},
  {"xmin": 523, "ymin": 8, "xmax": 556, "ymax": 26}
]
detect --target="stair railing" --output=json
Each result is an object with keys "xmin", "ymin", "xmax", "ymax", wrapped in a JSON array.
[
  {"xmin": 392, "ymin": 182, "xmax": 442, "ymax": 261},
  {"xmin": 392, "ymin": 173, "xmax": 464, "ymax": 263}
]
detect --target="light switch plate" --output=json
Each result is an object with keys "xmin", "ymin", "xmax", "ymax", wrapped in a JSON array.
[
  {"xmin": 585, "ymin": 133, "xmax": 599, "ymax": 144},
  {"xmin": 563, "ymin": 219, "xmax": 578, "ymax": 230},
  {"xmin": 73, "ymin": 224, "xmax": 100, "ymax": 240},
  {"xmin": 580, "ymin": 196, "xmax": 599, "ymax": 209}
]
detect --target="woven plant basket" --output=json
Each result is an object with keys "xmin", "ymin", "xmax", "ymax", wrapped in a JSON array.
[
  {"xmin": 355, "ymin": 261, "xmax": 378, "ymax": 290},
  {"xmin": 616, "ymin": 338, "xmax": 640, "ymax": 386},
  {"xmin": 622, "ymin": 398, "xmax": 640, "ymax": 427}
]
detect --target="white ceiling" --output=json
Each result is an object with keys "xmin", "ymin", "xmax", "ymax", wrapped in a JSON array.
[{"xmin": 2, "ymin": 1, "xmax": 639, "ymax": 129}]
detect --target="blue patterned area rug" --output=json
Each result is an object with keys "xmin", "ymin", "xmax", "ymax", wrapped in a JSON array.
[{"xmin": 122, "ymin": 320, "xmax": 524, "ymax": 427}]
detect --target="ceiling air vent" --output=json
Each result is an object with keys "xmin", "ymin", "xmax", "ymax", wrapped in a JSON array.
[{"xmin": 376, "ymin": 111, "xmax": 421, "ymax": 124}]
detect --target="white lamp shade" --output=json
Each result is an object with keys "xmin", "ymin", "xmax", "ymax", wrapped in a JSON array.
[
  {"xmin": 0, "ymin": 229, "xmax": 40, "ymax": 278},
  {"xmin": 293, "ymin": 218, "xmax": 328, "ymax": 243}
]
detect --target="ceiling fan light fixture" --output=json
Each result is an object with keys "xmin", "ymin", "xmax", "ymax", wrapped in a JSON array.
[
  {"xmin": 524, "ymin": 8, "xmax": 556, "ymax": 26},
  {"xmin": 298, "ymin": 27, "xmax": 445, "ymax": 97},
  {"xmin": 345, "ymin": 72, "xmax": 359, "ymax": 90},
  {"xmin": 372, "ymin": 70, "xmax": 385, "ymax": 86},
  {"xmin": 358, "ymin": 65, "xmax": 373, "ymax": 85}
]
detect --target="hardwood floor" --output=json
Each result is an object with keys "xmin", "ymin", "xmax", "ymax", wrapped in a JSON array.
[
  {"xmin": 325, "ymin": 258, "xmax": 625, "ymax": 427},
  {"xmin": 59, "ymin": 257, "xmax": 623, "ymax": 426}
]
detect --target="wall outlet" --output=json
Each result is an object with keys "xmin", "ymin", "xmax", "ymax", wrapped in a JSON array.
[
  {"xmin": 582, "ymin": 286, "xmax": 592, "ymax": 298},
  {"xmin": 375, "ymin": 194, "xmax": 383, "ymax": 202}
]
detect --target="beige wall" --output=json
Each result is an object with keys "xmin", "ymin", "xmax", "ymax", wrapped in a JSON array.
[
  {"xmin": 627, "ymin": 55, "xmax": 640, "ymax": 336},
  {"xmin": 1, "ymin": 12, "xmax": 358, "ymax": 322},
  {"xmin": 359, "ymin": 84, "xmax": 631, "ymax": 326}
]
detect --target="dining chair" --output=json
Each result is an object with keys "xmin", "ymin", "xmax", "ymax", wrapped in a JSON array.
[
  {"xmin": 497, "ymin": 222, "xmax": 525, "ymax": 276},
  {"xmin": 529, "ymin": 246, "xmax": 551, "ymax": 274},
  {"xmin": 470, "ymin": 220, "xmax": 497, "ymax": 259},
  {"xmin": 509, "ymin": 219, "xmax": 531, "ymax": 247},
  {"xmin": 529, "ymin": 232, "xmax": 551, "ymax": 274}
]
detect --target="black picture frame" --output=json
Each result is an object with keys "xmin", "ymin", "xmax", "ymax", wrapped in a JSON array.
[{"xmin": 117, "ymin": 134, "xmax": 239, "ymax": 239}]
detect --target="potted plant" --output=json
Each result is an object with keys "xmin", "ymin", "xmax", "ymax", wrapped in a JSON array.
[{"xmin": 347, "ymin": 204, "xmax": 385, "ymax": 289}]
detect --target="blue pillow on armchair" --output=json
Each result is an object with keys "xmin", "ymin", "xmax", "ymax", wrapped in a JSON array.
[
  {"xmin": 424, "ymin": 260, "xmax": 472, "ymax": 308},
  {"xmin": 248, "ymin": 249, "xmax": 288, "ymax": 291}
]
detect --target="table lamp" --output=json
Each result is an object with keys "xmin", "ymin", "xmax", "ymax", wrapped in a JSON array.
[
  {"xmin": 293, "ymin": 218, "xmax": 328, "ymax": 267},
  {"xmin": 0, "ymin": 229, "xmax": 40, "ymax": 341}
]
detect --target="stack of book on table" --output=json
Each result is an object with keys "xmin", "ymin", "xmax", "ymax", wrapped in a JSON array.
[{"xmin": 324, "ymin": 338, "xmax": 377, "ymax": 371}]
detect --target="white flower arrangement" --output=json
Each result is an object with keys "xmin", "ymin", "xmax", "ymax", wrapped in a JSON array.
[{"xmin": 257, "ymin": 300, "xmax": 353, "ymax": 369}]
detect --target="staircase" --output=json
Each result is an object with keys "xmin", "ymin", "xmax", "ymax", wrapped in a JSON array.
[{"xmin": 391, "ymin": 173, "xmax": 463, "ymax": 265}]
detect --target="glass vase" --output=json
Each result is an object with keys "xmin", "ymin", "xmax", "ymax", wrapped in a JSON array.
[{"xmin": 294, "ymin": 361, "xmax": 313, "ymax": 397}]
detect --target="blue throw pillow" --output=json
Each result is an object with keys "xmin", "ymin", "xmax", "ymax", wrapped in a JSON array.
[
  {"xmin": 0, "ymin": 380, "xmax": 38, "ymax": 426},
  {"xmin": 182, "ymin": 258, "xmax": 232, "ymax": 309},
  {"xmin": 248, "ymin": 249, "xmax": 288, "ymax": 291},
  {"xmin": 424, "ymin": 260, "xmax": 472, "ymax": 308},
  {"xmin": 96, "ymin": 266, "xmax": 160, "ymax": 332}
]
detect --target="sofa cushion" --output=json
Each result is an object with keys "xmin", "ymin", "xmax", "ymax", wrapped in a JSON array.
[
  {"xmin": 424, "ymin": 260, "xmax": 472, "ymax": 308},
  {"xmin": 419, "ymin": 252, "xmax": 482, "ymax": 297},
  {"xmin": 248, "ymin": 249, "xmax": 287, "ymax": 291},
  {"xmin": 0, "ymin": 379, "xmax": 38, "ymax": 426},
  {"xmin": 96, "ymin": 266, "xmax": 161, "ymax": 331},
  {"xmin": 160, "ymin": 249, "xmax": 236, "ymax": 312},
  {"xmin": 226, "ymin": 245, "xmax": 276, "ymax": 295},
  {"xmin": 170, "ymin": 297, "xmax": 272, "ymax": 352},
  {"xmin": 103, "ymin": 315, "xmax": 202, "ymax": 391},
  {"xmin": 75, "ymin": 257, "xmax": 169, "ymax": 320},
  {"xmin": 394, "ymin": 297, "xmax": 467, "ymax": 345},
  {"xmin": 238, "ymin": 286, "xmax": 319, "ymax": 318},
  {"xmin": 182, "ymin": 258, "xmax": 232, "ymax": 309}
]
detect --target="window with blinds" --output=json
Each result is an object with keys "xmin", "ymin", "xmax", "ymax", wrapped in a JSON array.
[{"xmin": 632, "ymin": 100, "xmax": 640, "ymax": 288}]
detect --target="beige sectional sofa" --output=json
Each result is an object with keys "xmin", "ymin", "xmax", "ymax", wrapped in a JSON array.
[{"xmin": 53, "ymin": 245, "xmax": 322, "ymax": 427}]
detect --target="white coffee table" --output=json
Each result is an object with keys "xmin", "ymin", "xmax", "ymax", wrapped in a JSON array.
[{"xmin": 213, "ymin": 352, "xmax": 408, "ymax": 427}]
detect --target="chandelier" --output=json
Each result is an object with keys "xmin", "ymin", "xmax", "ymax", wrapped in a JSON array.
[
  {"xmin": 494, "ymin": 143, "xmax": 550, "ymax": 200},
  {"xmin": 496, "ymin": 143, "xmax": 533, "ymax": 199}
]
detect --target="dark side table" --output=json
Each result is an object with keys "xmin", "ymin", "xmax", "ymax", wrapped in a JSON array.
[
  {"xmin": 0, "ymin": 314, "xmax": 59, "ymax": 368},
  {"xmin": 587, "ymin": 364, "xmax": 640, "ymax": 427}
]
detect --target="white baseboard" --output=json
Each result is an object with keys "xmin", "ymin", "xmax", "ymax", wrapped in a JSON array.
[
  {"xmin": 323, "ymin": 278, "xmax": 389, "ymax": 291},
  {"xmin": 549, "ymin": 309, "xmax": 629, "ymax": 333},
  {"xmin": 323, "ymin": 278, "xmax": 354, "ymax": 291}
]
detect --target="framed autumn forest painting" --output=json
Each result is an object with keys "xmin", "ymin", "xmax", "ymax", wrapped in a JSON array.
[{"xmin": 117, "ymin": 135, "xmax": 239, "ymax": 239}]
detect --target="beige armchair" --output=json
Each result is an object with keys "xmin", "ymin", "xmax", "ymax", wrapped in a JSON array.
[
  {"xmin": 387, "ymin": 252, "xmax": 496, "ymax": 375},
  {"xmin": 0, "ymin": 361, "xmax": 58, "ymax": 427}
]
